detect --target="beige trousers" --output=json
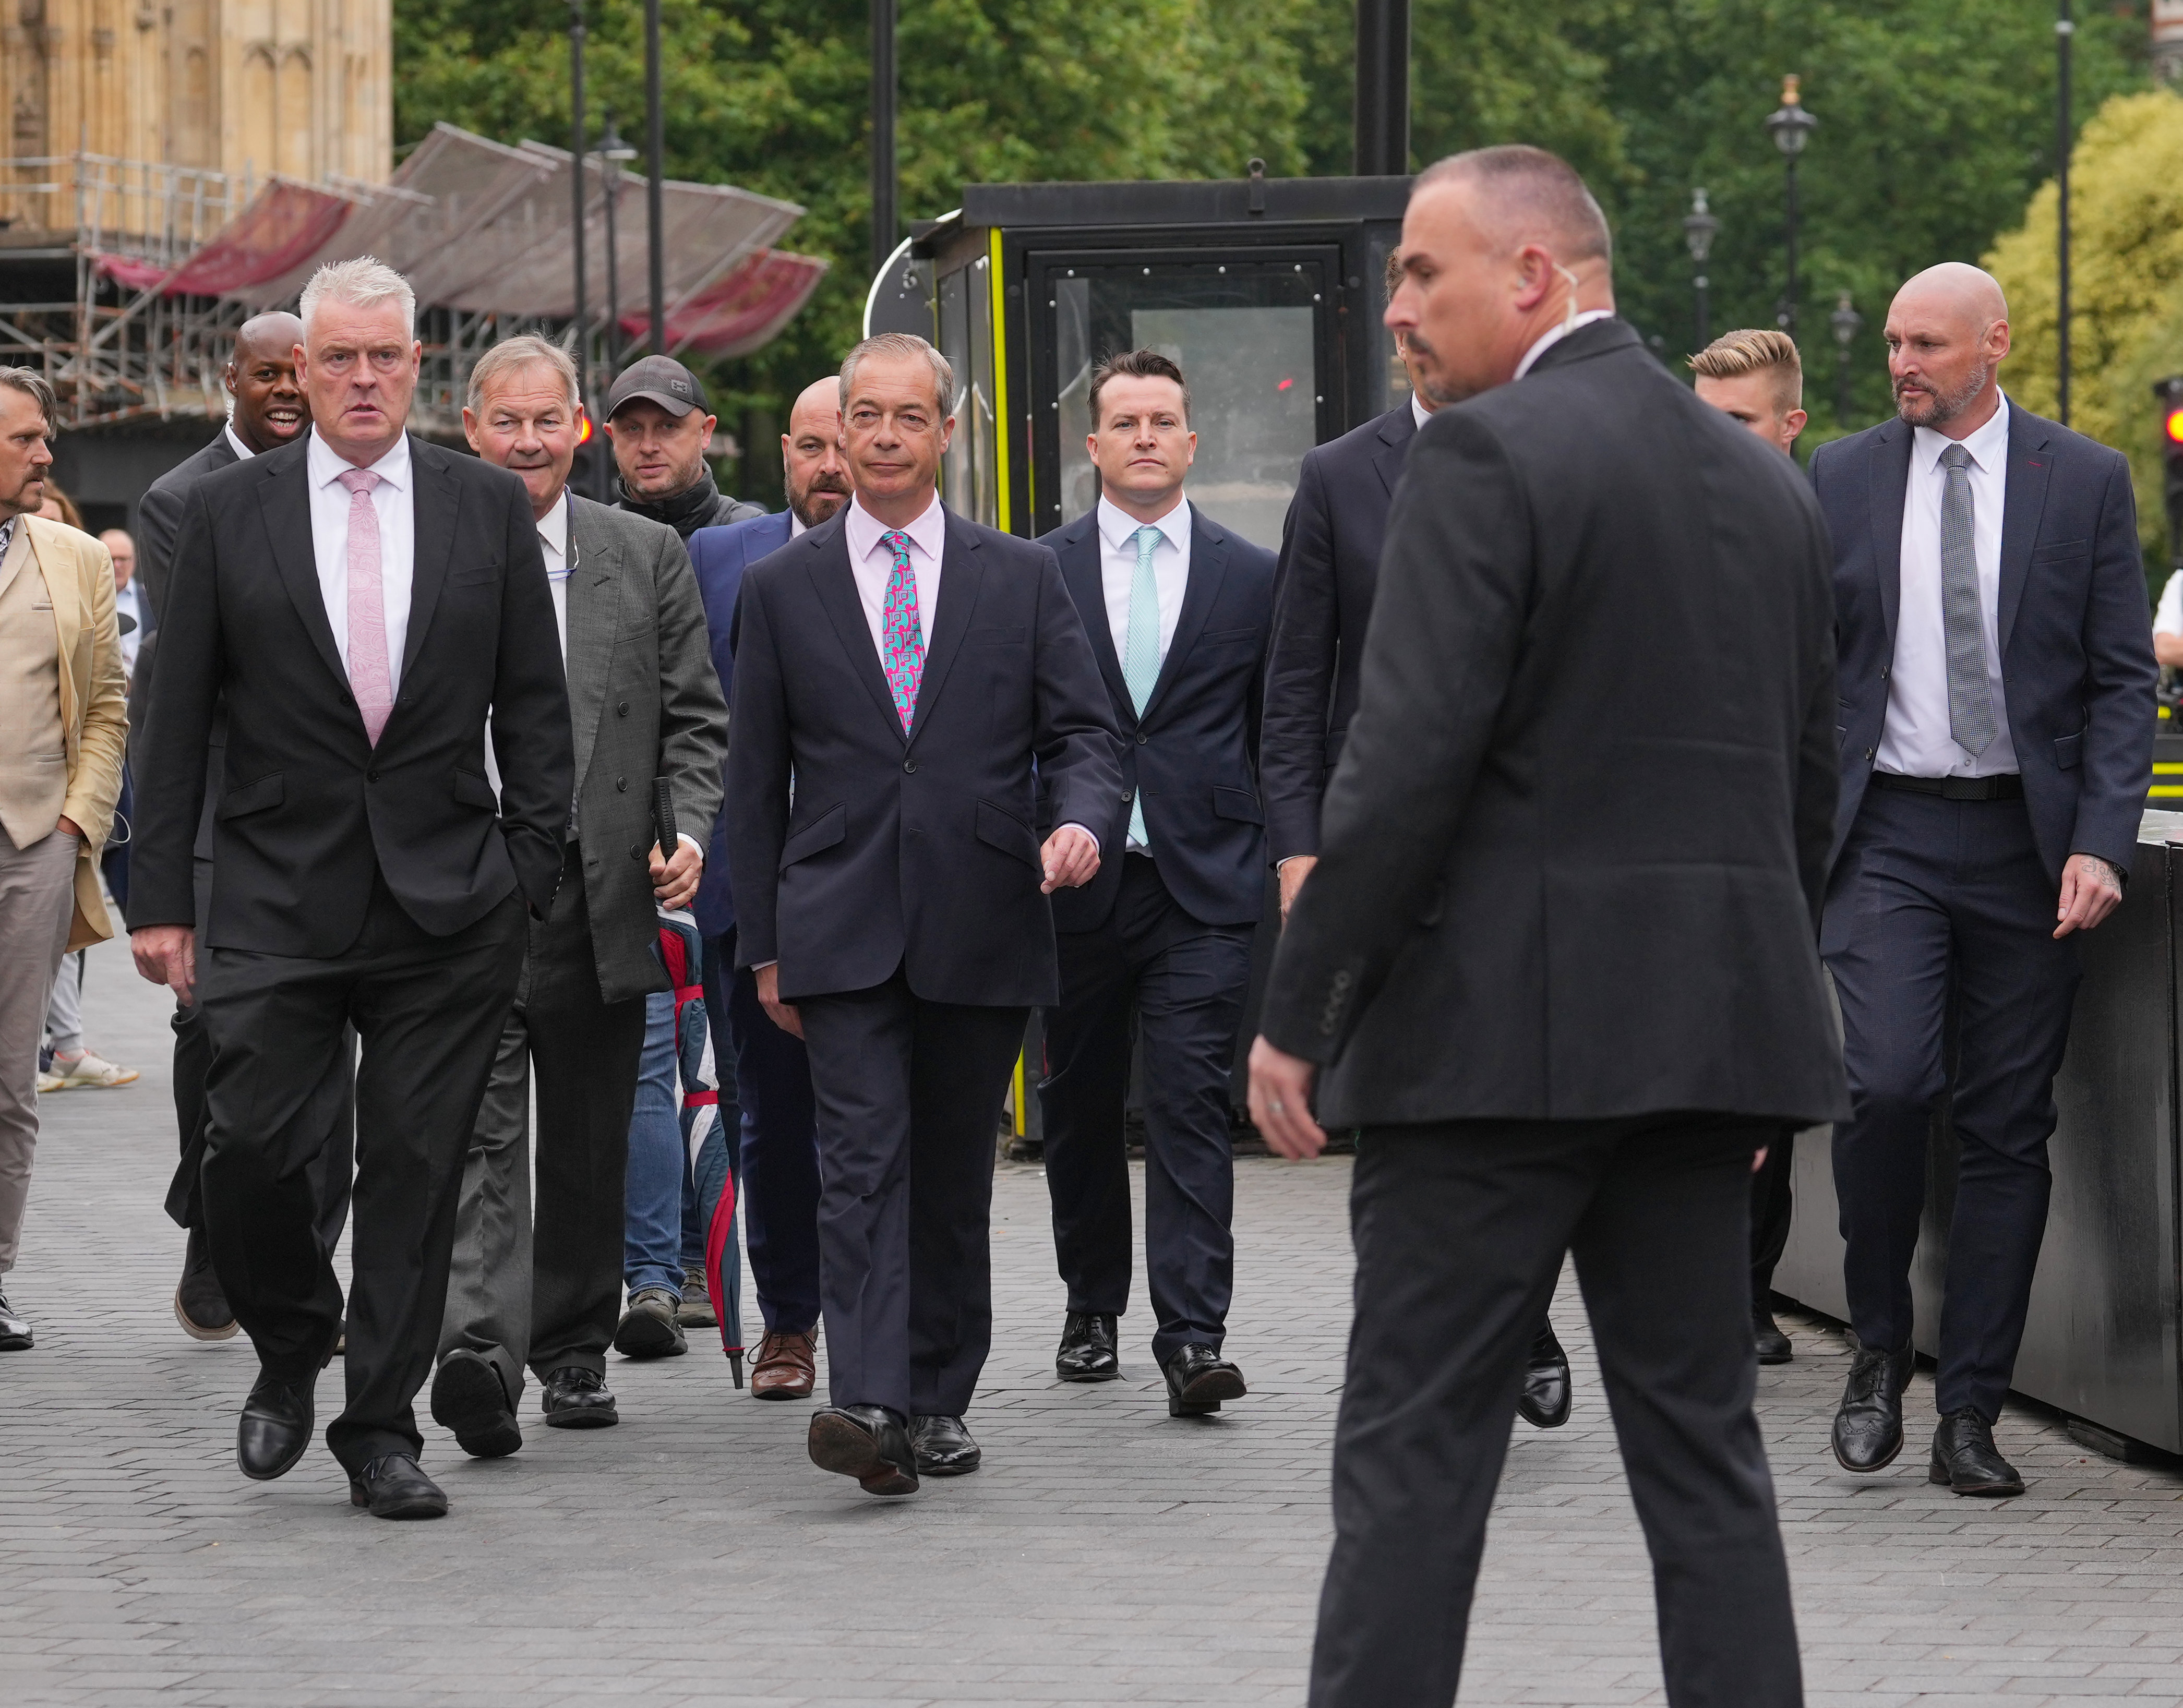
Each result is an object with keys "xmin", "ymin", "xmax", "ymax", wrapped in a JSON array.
[{"xmin": 0, "ymin": 826, "xmax": 79, "ymax": 1271}]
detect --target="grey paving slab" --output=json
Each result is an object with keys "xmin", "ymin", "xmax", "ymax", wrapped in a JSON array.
[{"xmin": 2, "ymin": 957, "xmax": 2181, "ymax": 1704}]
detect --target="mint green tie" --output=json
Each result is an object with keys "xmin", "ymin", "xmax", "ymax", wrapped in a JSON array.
[{"xmin": 1122, "ymin": 524, "xmax": 1163, "ymax": 848}]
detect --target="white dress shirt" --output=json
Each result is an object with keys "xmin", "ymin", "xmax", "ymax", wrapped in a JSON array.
[
  {"xmin": 305, "ymin": 428, "xmax": 415, "ymax": 693},
  {"xmin": 114, "ymin": 580, "xmax": 142, "ymax": 676},
  {"xmin": 1410, "ymin": 392, "xmax": 1431, "ymax": 431},
  {"xmin": 842, "ymin": 489, "xmax": 945, "ymax": 660},
  {"xmin": 223, "ymin": 420, "xmax": 257, "ymax": 462},
  {"xmin": 1514, "ymin": 308, "xmax": 1616, "ymax": 381},
  {"xmin": 790, "ymin": 510, "xmax": 809, "ymax": 540},
  {"xmin": 2155, "ymin": 568, "xmax": 2182, "ymax": 639},
  {"xmin": 538, "ymin": 489, "xmax": 572, "ymax": 655},
  {"xmin": 1875, "ymin": 394, "xmax": 2017, "ymax": 778},
  {"xmin": 1097, "ymin": 492, "xmax": 1191, "ymax": 672}
]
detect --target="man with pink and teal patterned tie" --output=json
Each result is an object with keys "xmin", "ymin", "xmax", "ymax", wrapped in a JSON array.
[{"xmin": 728, "ymin": 333, "xmax": 1121, "ymax": 1497}]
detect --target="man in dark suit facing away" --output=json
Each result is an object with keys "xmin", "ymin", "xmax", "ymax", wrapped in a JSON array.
[
  {"xmin": 1261, "ymin": 255, "xmax": 1575, "ymax": 1432},
  {"xmin": 128, "ymin": 258, "xmax": 573, "ymax": 1520},
  {"xmin": 1250, "ymin": 148, "xmax": 1846, "ymax": 1707},
  {"xmin": 134, "ymin": 312, "xmax": 354, "ymax": 1346},
  {"xmin": 1814, "ymin": 264, "xmax": 2154, "ymax": 1498},
  {"xmin": 1035, "ymin": 349, "xmax": 1274, "ymax": 1416},
  {"xmin": 728, "ymin": 332, "xmax": 1121, "ymax": 1495},
  {"xmin": 684, "ymin": 376, "xmax": 853, "ymax": 1403}
]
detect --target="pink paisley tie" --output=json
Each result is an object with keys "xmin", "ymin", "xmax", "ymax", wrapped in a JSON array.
[
  {"xmin": 338, "ymin": 467, "xmax": 392, "ymax": 745},
  {"xmin": 880, "ymin": 530, "xmax": 924, "ymax": 732}
]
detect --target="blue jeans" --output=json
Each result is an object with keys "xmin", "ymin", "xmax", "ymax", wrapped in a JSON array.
[{"xmin": 622, "ymin": 990, "xmax": 685, "ymax": 1300}]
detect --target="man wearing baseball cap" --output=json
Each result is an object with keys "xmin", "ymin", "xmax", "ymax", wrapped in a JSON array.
[{"xmin": 604, "ymin": 355, "xmax": 764, "ymax": 540}]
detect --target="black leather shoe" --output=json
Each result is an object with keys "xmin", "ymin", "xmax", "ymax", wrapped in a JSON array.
[
  {"xmin": 1162, "ymin": 1343, "xmax": 1246, "ymax": 1417},
  {"xmin": 174, "ymin": 1229, "xmax": 238, "ymax": 1341},
  {"xmin": 431, "ymin": 1350, "xmax": 522, "ymax": 1458},
  {"xmin": 1754, "ymin": 1306, "xmax": 1794, "ymax": 1365},
  {"xmin": 1055, "ymin": 1311, "xmax": 1120, "ymax": 1382},
  {"xmin": 0, "ymin": 1285, "xmax": 31, "ymax": 1352},
  {"xmin": 910, "ymin": 1413, "xmax": 982, "ymax": 1476},
  {"xmin": 236, "ymin": 1371, "xmax": 316, "ymax": 1481},
  {"xmin": 1832, "ymin": 1341, "xmax": 1915, "ymax": 1472},
  {"xmin": 808, "ymin": 1404, "xmax": 920, "ymax": 1496},
  {"xmin": 1929, "ymin": 1408, "xmax": 2025, "ymax": 1496},
  {"xmin": 349, "ymin": 1453, "xmax": 449, "ymax": 1519},
  {"xmin": 1517, "ymin": 1324, "xmax": 1572, "ymax": 1429},
  {"xmin": 539, "ymin": 1365, "xmax": 618, "ymax": 1429}
]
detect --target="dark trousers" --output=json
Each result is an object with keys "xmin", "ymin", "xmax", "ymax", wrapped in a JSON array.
[
  {"xmin": 702, "ymin": 927, "xmax": 821, "ymax": 1337},
  {"xmin": 1040, "ymin": 855, "xmax": 1248, "ymax": 1364},
  {"xmin": 1310, "ymin": 1117, "xmax": 1799, "ymax": 1708},
  {"xmin": 166, "ymin": 850, "xmax": 352, "ymax": 1252},
  {"xmin": 198, "ymin": 872, "xmax": 525, "ymax": 1474},
  {"xmin": 1750, "ymin": 1135, "xmax": 1795, "ymax": 1302},
  {"xmin": 1821, "ymin": 786, "xmax": 2079, "ymax": 1421},
  {"xmin": 797, "ymin": 965, "xmax": 1025, "ymax": 1421}
]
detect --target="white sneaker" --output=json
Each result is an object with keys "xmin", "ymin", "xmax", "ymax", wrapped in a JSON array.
[
  {"xmin": 51, "ymin": 1051, "xmax": 140, "ymax": 1089},
  {"xmin": 35, "ymin": 1070, "xmax": 64, "ymax": 1096}
]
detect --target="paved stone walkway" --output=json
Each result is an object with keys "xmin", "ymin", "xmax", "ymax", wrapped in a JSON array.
[{"xmin": 4, "ymin": 961, "xmax": 2182, "ymax": 1705}]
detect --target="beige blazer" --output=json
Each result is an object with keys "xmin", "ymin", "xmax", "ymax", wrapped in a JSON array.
[{"xmin": 9, "ymin": 516, "xmax": 127, "ymax": 949}]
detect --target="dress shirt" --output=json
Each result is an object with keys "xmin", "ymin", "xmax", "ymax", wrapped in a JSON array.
[
  {"xmin": 114, "ymin": 580, "xmax": 142, "ymax": 675},
  {"xmin": 1096, "ymin": 492, "xmax": 1191, "ymax": 671},
  {"xmin": 842, "ymin": 489, "xmax": 945, "ymax": 662},
  {"xmin": 2154, "ymin": 568, "xmax": 2182, "ymax": 639},
  {"xmin": 1876, "ymin": 394, "xmax": 2017, "ymax": 778},
  {"xmin": 790, "ymin": 510, "xmax": 809, "ymax": 540},
  {"xmin": 305, "ymin": 428, "xmax": 415, "ymax": 694},
  {"xmin": 538, "ymin": 489, "xmax": 572, "ymax": 655},
  {"xmin": 223, "ymin": 420, "xmax": 257, "ymax": 462},
  {"xmin": 1410, "ymin": 392, "xmax": 1431, "ymax": 432},
  {"xmin": 1513, "ymin": 308, "xmax": 1616, "ymax": 381}
]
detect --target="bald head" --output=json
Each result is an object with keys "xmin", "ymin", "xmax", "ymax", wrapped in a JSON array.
[
  {"xmin": 781, "ymin": 375, "xmax": 851, "ymax": 530},
  {"xmin": 225, "ymin": 310, "xmax": 306, "ymax": 454},
  {"xmin": 1885, "ymin": 263, "xmax": 2010, "ymax": 437}
]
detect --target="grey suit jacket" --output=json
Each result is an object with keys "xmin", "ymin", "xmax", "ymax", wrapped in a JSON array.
[{"xmin": 563, "ymin": 493, "xmax": 730, "ymax": 1003}]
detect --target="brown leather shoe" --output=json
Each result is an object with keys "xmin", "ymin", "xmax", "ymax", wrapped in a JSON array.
[{"xmin": 750, "ymin": 1328, "xmax": 817, "ymax": 1400}]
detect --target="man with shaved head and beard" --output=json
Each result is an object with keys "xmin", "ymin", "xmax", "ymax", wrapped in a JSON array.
[
  {"xmin": 1815, "ymin": 264, "xmax": 2153, "ymax": 1498},
  {"xmin": 1250, "ymin": 146, "xmax": 1843, "ymax": 1706},
  {"xmin": 133, "ymin": 311, "xmax": 355, "ymax": 1346},
  {"xmin": 680, "ymin": 377, "xmax": 854, "ymax": 1400}
]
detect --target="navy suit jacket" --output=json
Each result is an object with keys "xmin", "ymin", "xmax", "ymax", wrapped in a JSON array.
[
  {"xmin": 1260, "ymin": 401, "xmax": 1418, "ymax": 863},
  {"xmin": 1812, "ymin": 403, "xmax": 2155, "ymax": 883},
  {"xmin": 687, "ymin": 509, "xmax": 793, "ymax": 937},
  {"xmin": 1038, "ymin": 504, "xmax": 1275, "ymax": 931},
  {"xmin": 726, "ymin": 503, "xmax": 1123, "ymax": 1005}
]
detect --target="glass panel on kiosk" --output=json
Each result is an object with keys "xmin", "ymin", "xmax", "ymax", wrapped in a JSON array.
[
  {"xmin": 935, "ymin": 254, "xmax": 1001, "ymax": 528},
  {"xmin": 1038, "ymin": 256, "xmax": 1333, "ymax": 549}
]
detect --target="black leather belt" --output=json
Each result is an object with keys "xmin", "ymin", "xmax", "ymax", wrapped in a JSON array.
[{"xmin": 1870, "ymin": 771, "xmax": 2024, "ymax": 801}]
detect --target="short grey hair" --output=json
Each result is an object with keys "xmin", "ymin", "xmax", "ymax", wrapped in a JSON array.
[
  {"xmin": 1415, "ymin": 145, "xmax": 1613, "ymax": 268},
  {"xmin": 299, "ymin": 256, "xmax": 417, "ymax": 341},
  {"xmin": 840, "ymin": 333, "xmax": 953, "ymax": 418},
  {"xmin": 0, "ymin": 367, "xmax": 57, "ymax": 434},
  {"xmin": 468, "ymin": 334, "xmax": 581, "ymax": 416}
]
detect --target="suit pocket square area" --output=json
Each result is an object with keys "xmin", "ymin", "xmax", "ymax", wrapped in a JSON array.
[
  {"xmin": 969, "ymin": 625, "xmax": 1028, "ymax": 645},
  {"xmin": 781, "ymin": 802, "xmax": 847, "ymax": 868},
  {"xmin": 975, "ymin": 798, "xmax": 1041, "ymax": 869},
  {"xmin": 217, "ymin": 772, "xmax": 284, "ymax": 820},
  {"xmin": 2054, "ymin": 730, "xmax": 2085, "ymax": 770},
  {"xmin": 447, "ymin": 562, "xmax": 503, "ymax": 588}
]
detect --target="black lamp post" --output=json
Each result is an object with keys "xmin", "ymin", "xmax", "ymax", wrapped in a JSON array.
[
  {"xmin": 2057, "ymin": 0, "xmax": 2074, "ymax": 426},
  {"xmin": 598, "ymin": 113, "xmax": 637, "ymax": 379},
  {"xmin": 1829, "ymin": 290, "xmax": 1863, "ymax": 427},
  {"xmin": 1682, "ymin": 187, "xmax": 1719, "ymax": 352},
  {"xmin": 567, "ymin": 0, "xmax": 587, "ymax": 410},
  {"xmin": 871, "ymin": 0, "xmax": 897, "ymax": 276},
  {"xmin": 644, "ymin": 0, "xmax": 665, "ymax": 354},
  {"xmin": 1764, "ymin": 75, "xmax": 1817, "ymax": 338}
]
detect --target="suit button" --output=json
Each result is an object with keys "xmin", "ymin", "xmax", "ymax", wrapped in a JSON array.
[
  {"xmin": 1864, "ymin": 748, "xmax": 1875, "ymax": 760},
  {"xmin": 339, "ymin": 689, "xmax": 353, "ymax": 705},
  {"xmin": 630, "ymin": 844, "xmax": 643, "ymax": 860},
  {"xmin": 616, "ymin": 777, "xmax": 628, "ymax": 792},
  {"xmin": 366, "ymin": 769, "xmax": 379, "ymax": 783},
  {"xmin": 1136, "ymin": 733, "xmax": 1148, "ymax": 745},
  {"xmin": 904, "ymin": 759, "xmax": 918, "ymax": 774},
  {"xmin": 1880, "ymin": 666, "xmax": 1890, "ymax": 681},
  {"xmin": 1122, "ymin": 789, "xmax": 1133, "ymax": 803},
  {"xmin": 618, "ymin": 701, "xmax": 630, "ymax": 716}
]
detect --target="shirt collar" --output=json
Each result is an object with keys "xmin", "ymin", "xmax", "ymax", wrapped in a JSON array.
[
  {"xmin": 223, "ymin": 420, "xmax": 257, "ymax": 462},
  {"xmin": 1514, "ymin": 308, "xmax": 1617, "ymax": 382},
  {"xmin": 308, "ymin": 426, "xmax": 410, "ymax": 492},
  {"xmin": 789, "ymin": 510, "xmax": 808, "ymax": 539},
  {"xmin": 1913, "ymin": 391, "xmax": 2011, "ymax": 476},
  {"xmin": 537, "ymin": 490, "xmax": 570, "ymax": 571},
  {"xmin": 1410, "ymin": 392, "xmax": 1432, "ymax": 431},
  {"xmin": 1096, "ymin": 492, "xmax": 1191, "ymax": 555},
  {"xmin": 844, "ymin": 488, "xmax": 945, "ymax": 564}
]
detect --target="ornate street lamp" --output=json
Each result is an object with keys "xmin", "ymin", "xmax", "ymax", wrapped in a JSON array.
[
  {"xmin": 1682, "ymin": 187, "xmax": 1720, "ymax": 352},
  {"xmin": 1763, "ymin": 75, "xmax": 1817, "ymax": 337},
  {"xmin": 1829, "ymin": 291, "xmax": 1863, "ymax": 426}
]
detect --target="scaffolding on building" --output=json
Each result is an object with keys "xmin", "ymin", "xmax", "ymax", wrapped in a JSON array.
[{"xmin": 0, "ymin": 124, "xmax": 829, "ymax": 435}]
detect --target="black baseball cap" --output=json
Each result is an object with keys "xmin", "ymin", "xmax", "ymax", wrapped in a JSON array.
[{"xmin": 605, "ymin": 355, "xmax": 710, "ymax": 420}]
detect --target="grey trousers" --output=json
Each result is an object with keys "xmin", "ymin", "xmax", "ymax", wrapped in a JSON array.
[{"xmin": 0, "ymin": 828, "xmax": 81, "ymax": 1271}]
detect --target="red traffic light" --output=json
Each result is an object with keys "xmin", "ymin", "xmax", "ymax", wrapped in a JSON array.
[{"xmin": 2167, "ymin": 407, "xmax": 2183, "ymax": 447}]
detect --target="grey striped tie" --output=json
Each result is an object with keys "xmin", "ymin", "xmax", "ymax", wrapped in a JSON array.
[{"xmin": 1938, "ymin": 443, "xmax": 1997, "ymax": 757}]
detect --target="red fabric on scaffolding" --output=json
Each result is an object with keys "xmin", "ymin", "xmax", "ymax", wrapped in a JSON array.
[
  {"xmin": 622, "ymin": 251, "xmax": 830, "ymax": 359},
  {"xmin": 96, "ymin": 182, "xmax": 354, "ymax": 299}
]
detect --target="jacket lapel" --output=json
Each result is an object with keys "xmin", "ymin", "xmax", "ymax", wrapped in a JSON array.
[
  {"xmin": 1372, "ymin": 403, "xmax": 1417, "ymax": 497},
  {"xmin": 256, "ymin": 448, "xmax": 349, "ymax": 692},
  {"xmin": 564, "ymin": 496, "xmax": 620, "ymax": 790},
  {"xmin": 1867, "ymin": 422, "xmax": 1910, "ymax": 651},
  {"xmin": 0, "ymin": 512, "xmax": 30, "ymax": 605},
  {"xmin": 807, "ymin": 517, "xmax": 908, "ymax": 743},
  {"xmin": 400, "ymin": 437, "xmax": 460, "ymax": 681},
  {"xmin": 906, "ymin": 511, "xmax": 983, "ymax": 743},
  {"xmin": 1139, "ymin": 508, "xmax": 1229, "ymax": 724},
  {"xmin": 1058, "ymin": 515, "xmax": 1131, "ymax": 722},
  {"xmin": 25, "ymin": 523, "xmax": 81, "ymax": 736},
  {"xmin": 1997, "ymin": 410, "xmax": 2053, "ymax": 658}
]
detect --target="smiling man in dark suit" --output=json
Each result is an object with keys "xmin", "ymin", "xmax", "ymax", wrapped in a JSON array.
[
  {"xmin": 728, "ymin": 332, "xmax": 1120, "ymax": 1495},
  {"xmin": 127, "ymin": 258, "xmax": 573, "ymax": 1520},
  {"xmin": 1815, "ymin": 263, "xmax": 2155, "ymax": 1498},
  {"xmin": 1035, "ymin": 348, "xmax": 1274, "ymax": 1417}
]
